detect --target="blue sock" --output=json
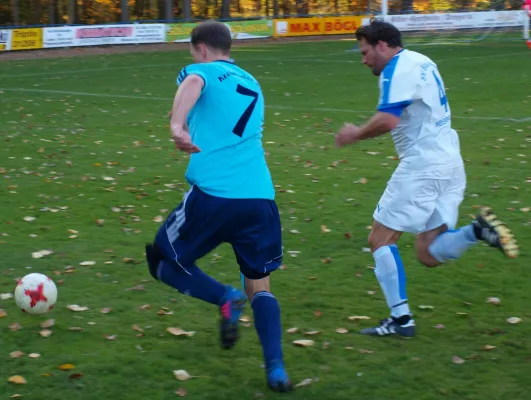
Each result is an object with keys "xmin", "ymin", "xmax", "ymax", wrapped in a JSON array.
[
  {"xmin": 373, "ymin": 245, "xmax": 411, "ymax": 319},
  {"xmin": 428, "ymin": 225, "xmax": 478, "ymax": 263},
  {"xmin": 251, "ymin": 291, "xmax": 283, "ymax": 371},
  {"xmin": 157, "ymin": 260, "xmax": 226, "ymax": 306}
]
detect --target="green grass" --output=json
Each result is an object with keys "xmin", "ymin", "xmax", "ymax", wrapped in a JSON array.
[{"xmin": 0, "ymin": 38, "xmax": 530, "ymax": 400}]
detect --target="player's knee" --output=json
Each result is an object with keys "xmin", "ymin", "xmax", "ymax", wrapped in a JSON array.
[{"xmin": 368, "ymin": 230, "xmax": 396, "ymax": 253}]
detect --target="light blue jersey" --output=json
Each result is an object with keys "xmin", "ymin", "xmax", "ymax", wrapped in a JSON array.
[{"xmin": 176, "ymin": 60, "xmax": 274, "ymax": 200}]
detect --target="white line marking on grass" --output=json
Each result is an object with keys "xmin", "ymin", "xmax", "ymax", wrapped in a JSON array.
[
  {"xmin": 1, "ymin": 87, "xmax": 530, "ymax": 123},
  {"xmin": 1, "ymin": 51, "xmax": 528, "ymax": 79}
]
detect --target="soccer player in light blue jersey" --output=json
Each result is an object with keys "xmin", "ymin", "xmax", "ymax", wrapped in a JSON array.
[
  {"xmin": 335, "ymin": 20, "xmax": 519, "ymax": 338},
  {"xmin": 144, "ymin": 21, "xmax": 292, "ymax": 392}
]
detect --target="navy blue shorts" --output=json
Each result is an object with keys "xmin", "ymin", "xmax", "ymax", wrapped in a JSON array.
[{"xmin": 154, "ymin": 186, "xmax": 283, "ymax": 280}]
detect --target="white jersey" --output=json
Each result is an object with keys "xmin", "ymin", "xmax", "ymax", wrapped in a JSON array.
[{"xmin": 377, "ymin": 49, "xmax": 463, "ymax": 174}]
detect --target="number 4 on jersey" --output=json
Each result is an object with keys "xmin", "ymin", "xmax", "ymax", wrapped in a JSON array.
[
  {"xmin": 432, "ymin": 70, "xmax": 448, "ymax": 113},
  {"xmin": 233, "ymin": 84, "xmax": 258, "ymax": 137}
]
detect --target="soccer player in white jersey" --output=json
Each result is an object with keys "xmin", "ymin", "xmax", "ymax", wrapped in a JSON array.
[{"xmin": 335, "ymin": 20, "xmax": 519, "ymax": 337}]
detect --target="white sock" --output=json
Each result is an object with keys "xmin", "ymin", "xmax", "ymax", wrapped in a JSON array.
[
  {"xmin": 428, "ymin": 225, "xmax": 478, "ymax": 263},
  {"xmin": 373, "ymin": 245, "xmax": 411, "ymax": 319}
]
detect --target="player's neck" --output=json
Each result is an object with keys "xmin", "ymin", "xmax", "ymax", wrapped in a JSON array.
[{"xmin": 205, "ymin": 53, "xmax": 231, "ymax": 63}]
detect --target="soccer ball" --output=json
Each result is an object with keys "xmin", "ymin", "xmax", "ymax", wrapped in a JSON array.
[{"xmin": 14, "ymin": 273, "xmax": 58, "ymax": 315}]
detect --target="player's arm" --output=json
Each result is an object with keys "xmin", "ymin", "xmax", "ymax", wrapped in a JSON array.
[
  {"xmin": 335, "ymin": 111, "xmax": 401, "ymax": 147},
  {"xmin": 170, "ymin": 74, "xmax": 204, "ymax": 153}
]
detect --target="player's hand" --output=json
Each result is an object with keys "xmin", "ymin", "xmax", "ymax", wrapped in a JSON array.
[
  {"xmin": 171, "ymin": 127, "xmax": 200, "ymax": 154},
  {"xmin": 335, "ymin": 123, "xmax": 361, "ymax": 147}
]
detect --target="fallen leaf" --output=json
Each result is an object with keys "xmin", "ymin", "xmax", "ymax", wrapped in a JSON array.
[
  {"xmin": 483, "ymin": 345, "xmax": 496, "ymax": 351},
  {"xmin": 507, "ymin": 317, "xmax": 522, "ymax": 324},
  {"xmin": 167, "ymin": 327, "xmax": 195, "ymax": 337},
  {"xmin": 28, "ymin": 353, "xmax": 41, "ymax": 358},
  {"xmin": 68, "ymin": 327, "xmax": 83, "ymax": 332},
  {"xmin": 23, "ymin": 216, "xmax": 36, "ymax": 222},
  {"xmin": 314, "ymin": 310, "xmax": 322, "ymax": 318},
  {"xmin": 434, "ymin": 324, "xmax": 446, "ymax": 329},
  {"xmin": 418, "ymin": 305, "xmax": 434, "ymax": 310},
  {"xmin": 335, "ymin": 328, "xmax": 348, "ymax": 334},
  {"xmin": 79, "ymin": 261, "xmax": 96, "ymax": 266},
  {"xmin": 1, "ymin": 293, "xmax": 13, "ymax": 300},
  {"xmin": 100, "ymin": 308, "xmax": 112, "ymax": 314},
  {"xmin": 487, "ymin": 297, "xmax": 501, "ymax": 305},
  {"xmin": 39, "ymin": 329, "xmax": 52, "ymax": 337},
  {"xmin": 69, "ymin": 373, "xmax": 83, "ymax": 380},
  {"xmin": 132, "ymin": 324, "xmax": 144, "ymax": 333},
  {"xmin": 320, "ymin": 225, "xmax": 331, "ymax": 233},
  {"xmin": 173, "ymin": 370, "xmax": 192, "ymax": 381},
  {"xmin": 10, "ymin": 351, "xmax": 24, "ymax": 358},
  {"xmin": 153, "ymin": 216, "xmax": 164, "ymax": 223},
  {"xmin": 293, "ymin": 339, "xmax": 314, "ymax": 347},
  {"xmin": 67, "ymin": 305, "xmax": 89, "ymax": 312},
  {"xmin": 11, "ymin": 394, "xmax": 22, "ymax": 398},
  {"xmin": 40, "ymin": 319, "xmax": 55, "ymax": 328},
  {"xmin": 348, "ymin": 315, "xmax": 370, "ymax": 321},
  {"xmin": 139, "ymin": 304, "xmax": 151, "ymax": 310},
  {"xmin": 359, "ymin": 349, "xmax": 374, "ymax": 354},
  {"xmin": 105, "ymin": 335, "xmax": 117, "ymax": 340},
  {"xmin": 295, "ymin": 378, "xmax": 315, "ymax": 388},
  {"xmin": 304, "ymin": 330, "xmax": 321, "ymax": 336},
  {"xmin": 59, "ymin": 364, "xmax": 75, "ymax": 370},
  {"xmin": 175, "ymin": 388, "xmax": 188, "ymax": 397},
  {"xmin": 8, "ymin": 376, "xmax": 27, "ymax": 385},
  {"xmin": 452, "ymin": 356, "xmax": 465, "ymax": 364},
  {"xmin": 9, "ymin": 322, "xmax": 22, "ymax": 332},
  {"xmin": 31, "ymin": 249, "xmax": 54, "ymax": 259},
  {"xmin": 286, "ymin": 327, "xmax": 298, "ymax": 334},
  {"xmin": 0, "ymin": 309, "xmax": 8, "ymax": 318}
]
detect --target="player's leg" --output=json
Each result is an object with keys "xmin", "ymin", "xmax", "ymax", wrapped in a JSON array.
[
  {"xmin": 230, "ymin": 199, "xmax": 292, "ymax": 392},
  {"xmin": 145, "ymin": 187, "xmax": 247, "ymax": 349},
  {"xmin": 361, "ymin": 220, "xmax": 416, "ymax": 337},
  {"xmin": 361, "ymin": 174, "xmax": 439, "ymax": 337},
  {"xmin": 416, "ymin": 167, "xmax": 518, "ymax": 266}
]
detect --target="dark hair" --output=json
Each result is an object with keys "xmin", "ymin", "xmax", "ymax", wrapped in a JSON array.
[
  {"xmin": 355, "ymin": 19, "xmax": 403, "ymax": 48},
  {"xmin": 191, "ymin": 20, "xmax": 232, "ymax": 53}
]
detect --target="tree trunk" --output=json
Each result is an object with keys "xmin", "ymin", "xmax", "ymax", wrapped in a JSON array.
[
  {"xmin": 11, "ymin": 0, "xmax": 20, "ymax": 25},
  {"xmin": 121, "ymin": 0, "xmax": 129, "ymax": 21},
  {"xmin": 273, "ymin": 0, "xmax": 279, "ymax": 17},
  {"xmin": 48, "ymin": 0, "xmax": 56, "ymax": 24},
  {"xmin": 164, "ymin": 0, "xmax": 172, "ymax": 20},
  {"xmin": 68, "ymin": 0, "xmax": 76, "ymax": 23},
  {"xmin": 183, "ymin": 0, "xmax": 191, "ymax": 19},
  {"xmin": 33, "ymin": 0, "xmax": 41, "ymax": 25},
  {"xmin": 221, "ymin": 0, "xmax": 230, "ymax": 19}
]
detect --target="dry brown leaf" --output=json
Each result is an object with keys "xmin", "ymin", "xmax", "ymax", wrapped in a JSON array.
[
  {"xmin": 483, "ymin": 345, "xmax": 497, "ymax": 351},
  {"xmin": 100, "ymin": 308, "xmax": 112, "ymax": 314},
  {"xmin": 0, "ymin": 309, "xmax": 8, "ymax": 318},
  {"xmin": 105, "ymin": 335, "xmax": 117, "ymax": 341},
  {"xmin": 132, "ymin": 324, "xmax": 144, "ymax": 333},
  {"xmin": 69, "ymin": 373, "xmax": 84, "ymax": 380},
  {"xmin": 28, "ymin": 353, "xmax": 41, "ymax": 358},
  {"xmin": 320, "ymin": 225, "xmax": 331, "ymax": 233},
  {"xmin": 59, "ymin": 364, "xmax": 75, "ymax": 370},
  {"xmin": 139, "ymin": 304, "xmax": 151, "ymax": 310},
  {"xmin": 40, "ymin": 319, "xmax": 55, "ymax": 328},
  {"xmin": 335, "ymin": 328, "xmax": 349, "ymax": 334},
  {"xmin": 31, "ymin": 249, "xmax": 54, "ymax": 259},
  {"xmin": 167, "ymin": 327, "xmax": 195, "ymax": 337},
  {"xmin": 359, "ymin": 349, "xmax": 374, "ymax": 354},
  {"xmin": 9, "ymin": 322, "xmax": 22, "ymax": 332},
  {"xmin": 11, "ymin": 394, "xmax": 22, "ymax": 398},
  {"xmin": 153, "ymin": 216, "xmax": 164, "ymax": 223},
  {"xmin": 293, "ymin": 339, "xmax": 314, "ymax": 347},
  {"xmin": 286, "ymin": 327, "xmax": 299, "ymax": 334},
  {"xmin": 173, "ymin": 370, "xmax": 192, "ymax": 381},
  {"xmin": 67, "ymin": 305, "xmax": 89, "ymax": 312},
  {"xmin": 8, "ymin": 376, "xmax": 27, "ymax": 385},
  {"xmin": 304, "ymin": 330, "xmax": 321, "ymax": 336},
  {"xmin": 95, "ymin": 219, "xmax": 105, "ymax": 226},
  {"xmin": 452, "ymin": 356, "xmax": 465, "ymax": 364},
  {"xmin": 10, "ymin": 351, "xmax": 24, "ymax": 359},
  {"xmin": 176, "ymin": 388, "xmax": 188, "ymax": 397},
  {"xmin": 39, "ymin": 329, "xmax": 52, "ymax": 337},
  {"xmin": 239, "ymin": 315, "xmax": 251, "ymax": 323},
  {"xmin": 507, "ymin": 317, "xmax": 522, "ymax": 324},
  {"xmin": 69, "ymin": 327, "xmax": 84, "ymax": 332},
  {"xmin": 348, "ymin": 315, "xmax": 370, "ymax": 321},
  {"xmin": 79, "ymin": 261, "xmax": 96, "ymax": 266}
]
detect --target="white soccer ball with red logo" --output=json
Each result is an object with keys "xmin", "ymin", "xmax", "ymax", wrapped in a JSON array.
[{"xmin": 14, "ymin": 273, "xmax": 58, "ymax": 315}]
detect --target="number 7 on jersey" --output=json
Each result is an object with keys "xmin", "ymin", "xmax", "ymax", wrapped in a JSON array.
[{"xmin": 233, "ymin": 84, "xmax": 258, "ymax": 137}]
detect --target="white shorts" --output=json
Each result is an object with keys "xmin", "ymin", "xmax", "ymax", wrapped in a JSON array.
[{"xmin": 373, "ymin": 166, "xmax": 466, "ymax": 234}]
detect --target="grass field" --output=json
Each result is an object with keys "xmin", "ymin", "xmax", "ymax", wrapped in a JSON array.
[{"xmin": 0, "ymin": 38, "xmax": 530, "ymax": 400}]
